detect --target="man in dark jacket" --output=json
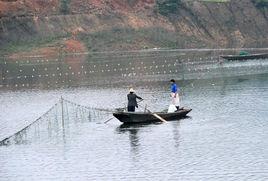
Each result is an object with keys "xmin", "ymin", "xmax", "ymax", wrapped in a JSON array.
[{"xmin": 127, "ymin": 88, "xmax": 143, "ymax": 112}]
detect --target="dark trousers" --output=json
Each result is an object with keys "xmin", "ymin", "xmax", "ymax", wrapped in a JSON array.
[{"xmin": 127, "ymin": 106, "xmax": 135, "ymax": 112}]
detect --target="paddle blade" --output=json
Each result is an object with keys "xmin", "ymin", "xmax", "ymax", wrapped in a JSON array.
[{"xmin": 152, "ymin": 113, "xmax": 167, "ymax": 122}]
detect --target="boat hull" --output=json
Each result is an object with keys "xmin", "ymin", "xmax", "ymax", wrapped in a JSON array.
[
  {"xmin": 113, "ymin": 109, "xmax": 192, "ymax": 124},
  {"xmin": 220, "ymin": 53, "xmax": 268, "ymax": 61}
]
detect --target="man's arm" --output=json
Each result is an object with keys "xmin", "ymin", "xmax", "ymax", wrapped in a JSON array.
[{"xmin": 136, "ymin": 95, "xmax": 143, "ymax": 100}]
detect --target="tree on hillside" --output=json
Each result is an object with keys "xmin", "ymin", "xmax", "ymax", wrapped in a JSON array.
[
  {"xmin": 156, "ymin": 0, "xmax": 182, "ymax": 16},
  {"xmin": 252, "ymin": 0, "xmax": 268, "ymax": 8},
  {"xmin": 60, "ymin": 0, "xmax": 71, "ymax": 14}
]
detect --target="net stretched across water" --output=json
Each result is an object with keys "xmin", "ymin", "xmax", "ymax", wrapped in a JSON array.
[{"xmin": 0, "ymin": 97, "xmax": 111, "ymax": 146}]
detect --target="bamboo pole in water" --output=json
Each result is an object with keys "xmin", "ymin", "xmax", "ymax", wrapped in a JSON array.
[{"xmin": 61, "ymin": 97, "xmax": 66, "ymax": 143}]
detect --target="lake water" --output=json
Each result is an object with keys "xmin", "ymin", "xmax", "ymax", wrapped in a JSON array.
[{"xmin": 0, "ymin": 50, "xmax": 268, "ymax": 180}]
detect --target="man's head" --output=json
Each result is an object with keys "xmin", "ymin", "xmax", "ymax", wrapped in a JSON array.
[
  {"xmin": 129, "ymin": 88, "xmax": 135, "ymax": 93},
  {"xmin": 170, "ymin": 79, "xmax": 175, "ymax": 83}
]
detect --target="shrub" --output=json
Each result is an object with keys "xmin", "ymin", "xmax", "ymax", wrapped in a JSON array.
[
  {"xmin": 156, "ymin": 0, "xmax": 182, "ymax": 16},
  {"xmin": 252, "ymin": 0, "xmax": 268, "ymax": 8},
  {"xmin": 60, "ymin": 0, "xmax": 71, "ymax": 14}
]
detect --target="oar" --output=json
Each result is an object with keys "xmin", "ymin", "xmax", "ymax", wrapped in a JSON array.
[
  {"xmin": 104, "ymin": 117, "xmax": 114, "ymax": 124},
  {"xmin": 147, "ymin": 109, "xmax": 167, "ymax": 123},
  {"xmin": 138, "ymin": 103, "xmax": 167, "ymax": 123}
]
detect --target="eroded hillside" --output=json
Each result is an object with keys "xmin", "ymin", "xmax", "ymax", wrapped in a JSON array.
[{"xmin": 0, "ymin": 0, "xmax": 267, "ymax": 57}]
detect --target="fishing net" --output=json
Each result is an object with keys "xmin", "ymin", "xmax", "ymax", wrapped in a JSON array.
[{"xmin": 0, "ymin": 98, "xmax": 111, "ymax": 146}]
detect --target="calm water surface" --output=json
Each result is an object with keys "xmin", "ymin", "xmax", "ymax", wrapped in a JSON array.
[
  {"xmin": 0, "ymin": 51, "xmax": 268, "ymax": 181},
  {"xmin": 0, "ymin": 72, "xmax": 268, "ymax": 180}
]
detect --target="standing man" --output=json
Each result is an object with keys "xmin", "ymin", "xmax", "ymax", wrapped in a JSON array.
[
  {"xmin": 127, "ymin": 88, "xmax": 143, "ymax": 112},
  {"xmin": 170, "ymin": 79, "xmax": 180, "ymax": 110}
]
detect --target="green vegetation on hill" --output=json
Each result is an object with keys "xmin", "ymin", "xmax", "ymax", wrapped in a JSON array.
[
  {"xmin": 156, "ymin": 0, "xmax": 182, "ymax": 16},
  {"xmin": 0, "ymin": 35, "xmax": 69, "ymax": 55},
  {"xmin": 200, "ymin": 0, "xmax": 230, "ymax": 2},
  {"xmin": 60, "ymin": 0, "xmax": 71, "ymax": 14},
  {"xmin": 252, "ymin": 0, "xmax": 268, "ymax": 8},
  {"xmin": 77, "ymin": 27, "xmax": 205, "ymax": 52}
]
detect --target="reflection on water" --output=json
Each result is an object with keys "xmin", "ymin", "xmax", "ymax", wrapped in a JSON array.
[
  {"xmin": 0, "ymin": 50, "xmax": 268, "ymax": 180},
  {"xmin": 1, "ymin": 49, "xmax": 268, "ymax": 89},
  {"xmin": 117, "ymin": 124, "xmax": 142, "ymax": 155},
  {"xmin": 116, "ymin": 120, "xmax": 184, "ymax": 157}
]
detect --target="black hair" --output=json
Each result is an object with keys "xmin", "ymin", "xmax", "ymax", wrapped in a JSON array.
[{"xmin": 170, "ymin": 79, "xmax": 175, "ymax": 83}]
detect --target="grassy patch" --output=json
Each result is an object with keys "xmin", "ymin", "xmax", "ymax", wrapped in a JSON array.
[
  {"xmin": 0, "ymin": 34, "xmax": 70, "ymax": 55},
  {"xmin": 78, "ymin": 27, "xmax": 183, "ymax": 52}
]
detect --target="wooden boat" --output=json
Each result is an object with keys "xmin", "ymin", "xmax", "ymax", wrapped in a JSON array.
[
  {"xmin": 113, "ymin": 108, "xmax": 192, "ymax": 124},
  {"xmin": 220, "ymin": 53, "xmax": 268, "ymax": 61}
]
